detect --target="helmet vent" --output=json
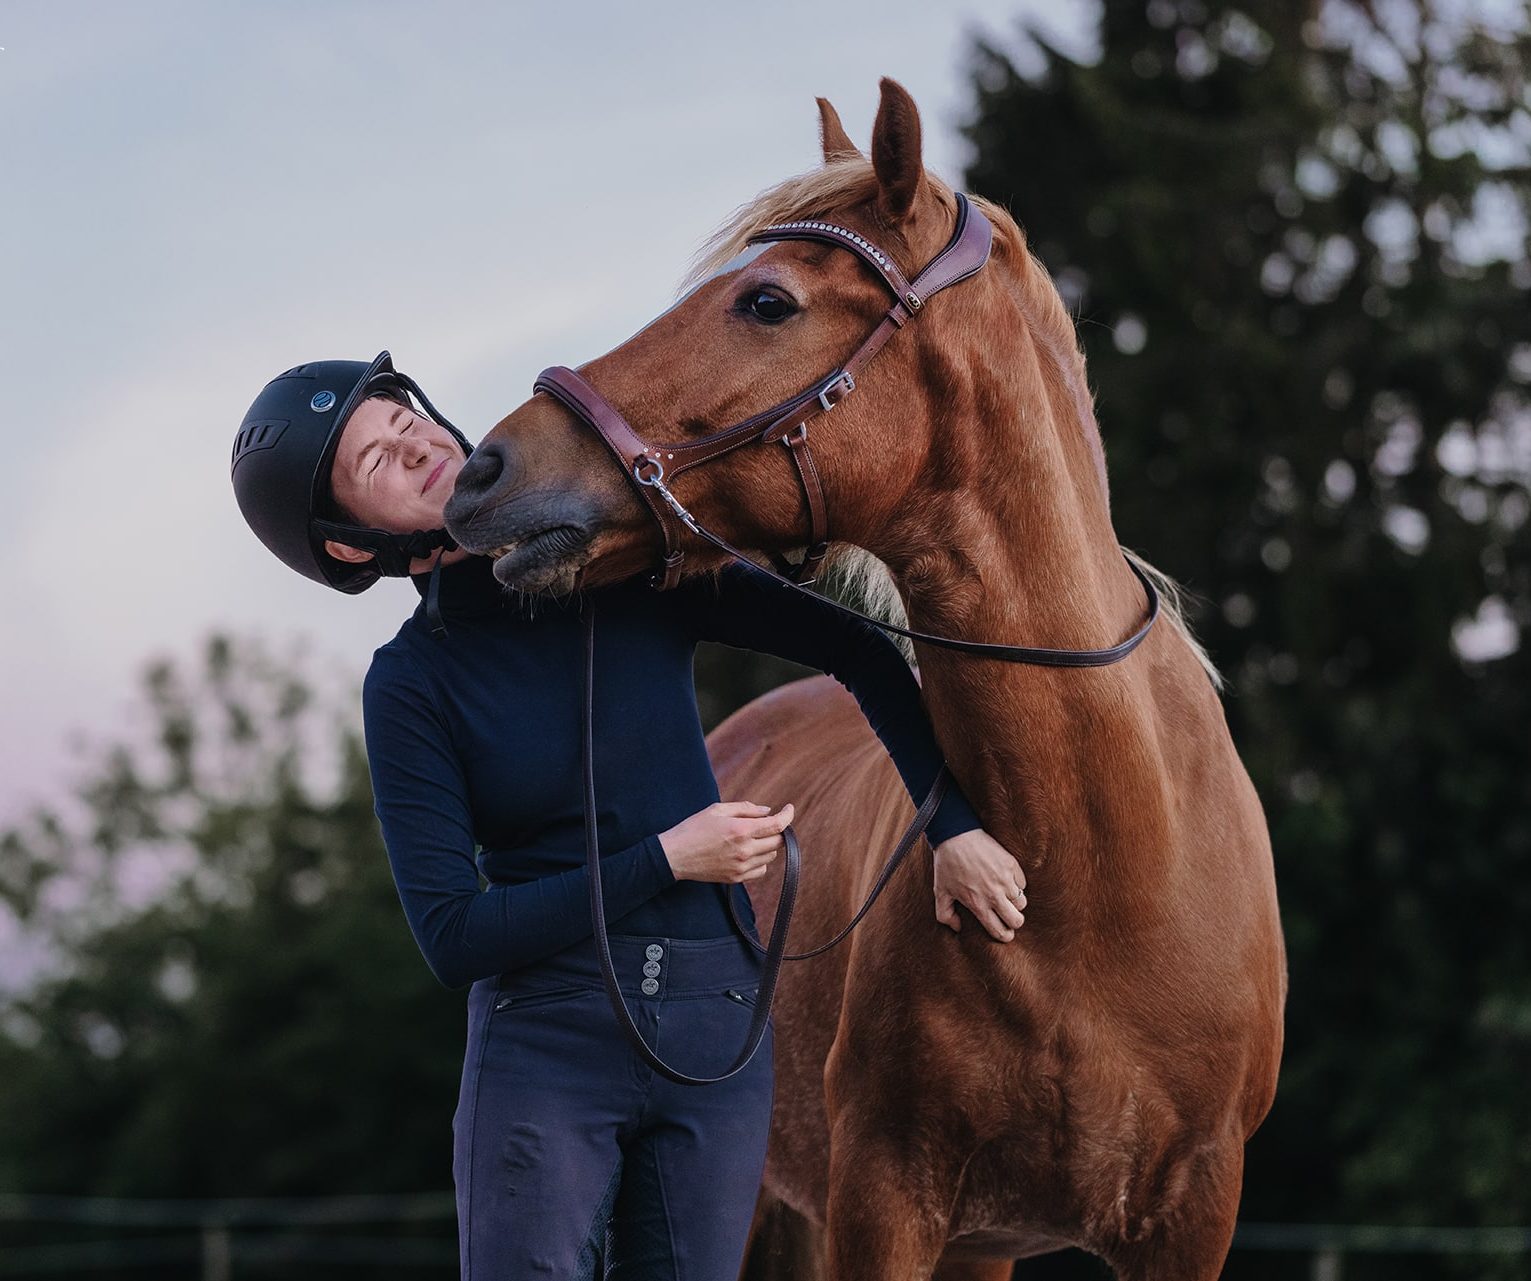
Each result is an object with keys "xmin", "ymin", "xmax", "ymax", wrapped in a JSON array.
[{"xmin": 231, "ymin": 418, "xmax": 290, "ymax": 469}]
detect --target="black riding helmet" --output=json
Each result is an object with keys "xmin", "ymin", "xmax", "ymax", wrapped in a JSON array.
[{"xmin": 231, "ymin": 350, "xmax": 474, "ymax": 593}]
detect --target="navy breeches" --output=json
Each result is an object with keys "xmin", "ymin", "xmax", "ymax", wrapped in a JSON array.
[{"xmin": 453, "ymin": 931, "xmax": 776, "ymax": 1279}]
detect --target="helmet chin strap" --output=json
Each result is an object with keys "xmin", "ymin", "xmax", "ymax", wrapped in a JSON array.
[
  {"xmin": 310, "ymin": 519, "xmax": 459, "ymax": 579},
  {"xmin": 309, "ymin": 518, "xmax": 459, "ymax": 639}
]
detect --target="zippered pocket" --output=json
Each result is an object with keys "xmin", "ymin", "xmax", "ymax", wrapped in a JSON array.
[
  {"xmin": 723, "ymin": 985, "xmax": 761, "ymax": 1009},
  {"xmin": 493, "ymin": 984, "xmax": 589, "ymax": 1013}
]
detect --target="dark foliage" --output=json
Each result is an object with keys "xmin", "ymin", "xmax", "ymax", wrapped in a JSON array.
[{"xmin": 962, "ymin": 0, "xmax": 1530, "ymax": 1275}]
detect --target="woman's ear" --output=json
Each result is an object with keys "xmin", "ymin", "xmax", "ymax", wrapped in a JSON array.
[{"xmin": 324, "ymin": 538, "xmax": 375, "ymax": 565}]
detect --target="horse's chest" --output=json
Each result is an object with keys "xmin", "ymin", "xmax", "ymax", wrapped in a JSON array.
[{"xmin": 951, "ymin": 1133, "xmax": 1077, "ymax": 1232}]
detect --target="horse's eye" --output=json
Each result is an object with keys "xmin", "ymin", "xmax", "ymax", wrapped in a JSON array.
[{"xmin": 742, "ymin": 290, "xmax": 796, "ymax": 324}]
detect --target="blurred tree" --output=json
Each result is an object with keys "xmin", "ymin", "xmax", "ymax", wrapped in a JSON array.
[
  {"xmin": 0, "ymin": 634, "xmax": 463, "ymax": 1201},
  {"xmin": 963, "ymin": 0, "xmax": 1530, "ymax": 1276}
]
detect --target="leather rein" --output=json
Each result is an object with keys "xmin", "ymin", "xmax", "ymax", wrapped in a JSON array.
[{"xmin": 548, "ymin": 192, "xmax": 1161, "ymax": 1085}]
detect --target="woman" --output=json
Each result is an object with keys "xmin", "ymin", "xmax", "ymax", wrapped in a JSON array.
[{"xmin": 231, "ymin": 351, "xmax": 1028, "ymax": 1279}]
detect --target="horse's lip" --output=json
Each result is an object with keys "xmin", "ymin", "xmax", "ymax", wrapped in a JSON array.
[
  {"xmin": 488, "ymin": 525, "xmax": 590, "ymax": 587},
  {"xmin": 488, "ymin": 525, "xmax": 585, "ymax": 560}
]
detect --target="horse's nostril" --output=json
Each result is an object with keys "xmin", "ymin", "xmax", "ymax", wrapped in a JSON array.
[{"xmin": 456, "ymin": 441, "xmax": 508, "ymax": 496}]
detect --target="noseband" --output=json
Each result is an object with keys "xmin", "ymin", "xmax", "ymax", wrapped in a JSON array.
[{"xmin": 536, "ymin": 192, "xmax": 1163, "ymax": 1086}]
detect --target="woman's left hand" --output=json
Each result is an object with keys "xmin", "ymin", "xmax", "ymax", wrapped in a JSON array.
[{"xmin": 931, "ymin": 830, "xmax": 1027, "ymax": 941}]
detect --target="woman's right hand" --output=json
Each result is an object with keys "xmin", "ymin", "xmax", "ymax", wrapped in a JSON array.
[{"xmin": 658, "ymin": 800, "xmax": 795, "ymax": 883}]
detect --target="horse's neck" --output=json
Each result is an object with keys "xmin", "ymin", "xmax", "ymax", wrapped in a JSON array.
[{"xmin": 884, "ymin": 395, "xmax": 1167, "ymax": 896}]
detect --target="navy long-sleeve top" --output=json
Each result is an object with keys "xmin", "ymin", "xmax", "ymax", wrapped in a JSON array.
[{"xmin": 360, "ymin": 552, "xmax": 983, "ymax": 990}]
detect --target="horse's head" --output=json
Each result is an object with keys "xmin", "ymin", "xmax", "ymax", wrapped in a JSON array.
[{"xmin": 445, "ymin": 78, "xmax": 1032, "ymax": 595}]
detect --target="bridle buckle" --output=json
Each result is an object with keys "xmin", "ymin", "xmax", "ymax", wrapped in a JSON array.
[{"xmin": 818, "ymin": 371, "xmax": 856, "ymax": 414}]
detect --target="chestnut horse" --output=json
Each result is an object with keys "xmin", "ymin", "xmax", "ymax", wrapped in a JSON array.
[{"xmin": 443, "ymin": 79, "xmax": 1285, "ymax": 1281}]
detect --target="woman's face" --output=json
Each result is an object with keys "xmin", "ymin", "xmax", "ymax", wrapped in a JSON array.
[{"xmin": 328, "ymin": 393, "xmax": 468, "ymax": 533}]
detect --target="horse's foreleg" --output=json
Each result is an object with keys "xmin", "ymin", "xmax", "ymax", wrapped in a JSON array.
[{"xmin": 823, "ymin": 1131, "xmax": 961, "ymax": 1281}]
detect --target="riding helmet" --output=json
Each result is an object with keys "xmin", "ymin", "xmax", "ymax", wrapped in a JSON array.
[{"xmin": 230, "ymin": 350, "xmax": 474, "ymax": 593}]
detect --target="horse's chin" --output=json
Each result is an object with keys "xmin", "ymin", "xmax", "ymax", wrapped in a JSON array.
[{"xmin": 486, "ymin": 525, "xmax": 592, "ymax": 595}]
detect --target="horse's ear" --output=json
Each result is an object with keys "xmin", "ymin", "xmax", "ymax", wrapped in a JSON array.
[
  {"xmin": 816, "ymin": 97, "xmax": 862, "ymax": 163},
  {"xmin": 870, "ymin": 77, "xmax": 925, "ymax": 223}
]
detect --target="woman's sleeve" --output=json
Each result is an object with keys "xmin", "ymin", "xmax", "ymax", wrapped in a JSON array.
[
  {"xmin": 361, "ymin": 647, "xmax": 677, "ymax": 990},
  {"xmin": 679, "ymin": 562, "xmax": 985, "ymax": 846}
]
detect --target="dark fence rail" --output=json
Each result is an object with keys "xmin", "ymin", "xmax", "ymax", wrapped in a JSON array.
[{"xmin": 1, "ymin": 1195, "xmax": 1527, "ymax": 1278}]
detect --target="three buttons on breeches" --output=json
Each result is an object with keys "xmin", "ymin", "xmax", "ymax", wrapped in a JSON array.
[{"xmin": 642, "ymin": 943, "xmax": 664, "ymax": 994}]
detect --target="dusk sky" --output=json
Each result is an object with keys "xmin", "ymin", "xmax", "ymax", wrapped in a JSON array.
[{"xmin": 0, "ymin": 1, "xmax": 1092, "ymax": 825}]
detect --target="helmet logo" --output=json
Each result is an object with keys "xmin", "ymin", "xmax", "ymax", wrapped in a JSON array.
[{"xmin": 311, "ymin": 391, "xmax": 337, "ymax": 413}]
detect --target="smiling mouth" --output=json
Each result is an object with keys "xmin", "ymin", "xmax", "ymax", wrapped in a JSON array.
[{"xmin": 422, "ymin": 458, "xmax": 449, "ymax": 495}]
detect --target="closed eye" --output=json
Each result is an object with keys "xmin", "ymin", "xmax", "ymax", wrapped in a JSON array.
[{"xmin": 369, "ymin": 418, "xmax": 413, "ymax": 475}]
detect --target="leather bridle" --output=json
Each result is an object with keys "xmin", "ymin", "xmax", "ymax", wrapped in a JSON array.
[
  {"xmin": 543, "ymin": 192, "xmax": 1162, "ymax": 1086},
  {"xmin": 538, "ymin": 191, "xmax": 997, "ymax": 591}
]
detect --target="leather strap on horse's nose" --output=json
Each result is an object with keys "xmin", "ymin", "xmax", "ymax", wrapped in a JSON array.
[{"xmin": 534, "ymin": 365, "xmax": 688, "ymax": 589}]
